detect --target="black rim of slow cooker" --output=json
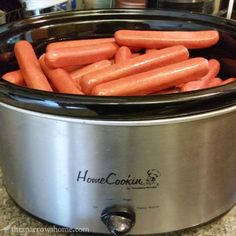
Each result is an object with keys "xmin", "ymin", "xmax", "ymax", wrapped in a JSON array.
[{"xmin": 0, "ymin": 9, "xmax": 236, "ymax": 121}]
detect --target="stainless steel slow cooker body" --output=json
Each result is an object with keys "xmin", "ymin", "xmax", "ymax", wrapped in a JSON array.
[{"xmin": 0, "ymin": 9, "xmax": 236, "ymax": 235}]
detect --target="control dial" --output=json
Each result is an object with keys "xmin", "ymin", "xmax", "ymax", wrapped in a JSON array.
[{"xmin": 101, "ymin": 206, "xmax": 135, "ymax": 235}]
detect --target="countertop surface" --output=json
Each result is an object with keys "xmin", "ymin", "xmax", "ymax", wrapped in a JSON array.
[{"xmin": 0, "ymin": 168, "xmax": 236, "ymax": 236}]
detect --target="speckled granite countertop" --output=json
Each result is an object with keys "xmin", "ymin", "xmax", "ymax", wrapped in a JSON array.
[{"xmin": 0, "ymin": 168, "xmax": 236, "ymax": 236}]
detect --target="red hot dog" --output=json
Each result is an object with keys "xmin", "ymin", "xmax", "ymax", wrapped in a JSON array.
[
  {"xmin": 181, "ymin": 59, "xmax": 220, "ymax": 92},
  {"xmin": 47, "ymin": 38, "xmax": 115, "ymax": 51},
  {"xmin": 221, "ymin": 78, "xmax": 236, "ymax": 85},
  {"xmin": 62, "ymin": 65, "xmax": 83, "ymax": 72},
  {"xmin": 153, "ymin": 87, "xmax": 180, "ymax": 94},
  {"xmin": 70, "ymin": 60, "xmax": 112, "ymax": 86},
  {"xmin": 2, "ymin": 70, "xmax": 25, "ymax": 86},
  {"xmin": 14, "ymin": 40, "xmax": 53, "ymax": 92},
  {"xmin": 92, "ymin": 57, "xmax": 209, "ymax": 96},
  {"xmin": 115, "ymin": 30, "xmax": 219, "ymax": 49},
  {"xmin": 40, "ymin": 54, "xmax": 83, "ymax": 94},
  {"xmin": 199, "ymin": 59, "xmax": 220, "ymax": 84},
  {"xmin": 80, "ymin": 45, "xmax": 189, "ymax": 94},
  {"xmin": 146, "ymin": 49, "xmax": 159, "ymax": 54},
  {"xmin": 207, "ymin": 77, "xmax": 222, "ymax": 88},
  {"xmin": 45, "ymin": 42, "xmax": 119, "ymax": 68},
  {"xmin": 115, "ymin": 46, "xmax": 132, "ymax": 64},
  {"xmin": 181, "ymin": 80, "xmax": 204, "ymax": 92}
]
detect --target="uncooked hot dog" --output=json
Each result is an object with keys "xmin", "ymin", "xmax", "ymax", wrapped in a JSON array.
[
  {"xmin": 115, "ymin": 30, "xmax": 219, "ymax": 49},
  {"xmin": 92, "ymin": 57, "xmax": 209, "ymax": 96},
  {"xmin": 47, "ymin": 38, "xmax": 115, "ymax": 51},
  {"xmin": 181, "ymin": 59, "xmax": 220, "ymax": 92},
  {"xmin": 115, "ymin": 46, "xmax": 132, "ymax": 64},
  {"xmin": 45, "ymin": 43, "xmax": 119, "ymax": 68},
  {"xmin": 70, "ymin": 60, "xmax": 112, "ymax": 85},
  {"xmin": 40, "ymin": 54, "xmax": 83, "ymax": 94},
  {"xmin": 207, "ymin": 77, "xmax": 222, "ymax": 88},
  {"xmin": 80, "ymin": 45, "xmax": 189, "ymax": 94},
  {"xmin": 221, "ymin": 78, "xmax": 236, "ymax": 85},
  {"xmin": 2, "ymin": 70, "xmax": 25, "ymax": 86},
  {"xmin": 14, "ymin": 40, "xmax": 53, "ymax": 91}
]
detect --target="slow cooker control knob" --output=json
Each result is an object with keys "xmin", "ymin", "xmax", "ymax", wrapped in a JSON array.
[{"xmin": 101, "ymin": 206, "xmax": 135, "ymax": 235}]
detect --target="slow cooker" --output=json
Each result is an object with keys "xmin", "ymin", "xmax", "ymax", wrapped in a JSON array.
[{"xmin": 0, "ymin": 9, "xmax": 236, "ymax": 235}]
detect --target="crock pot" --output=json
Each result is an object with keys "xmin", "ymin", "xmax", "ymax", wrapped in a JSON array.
[{"xmin": 0, "ymin": 9, "xmax": 236, "ymax": 235}]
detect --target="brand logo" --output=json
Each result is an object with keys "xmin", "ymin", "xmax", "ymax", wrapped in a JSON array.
[{"xmin": 76, "ymin": 169, "xmax": 161, "ymax": 189}]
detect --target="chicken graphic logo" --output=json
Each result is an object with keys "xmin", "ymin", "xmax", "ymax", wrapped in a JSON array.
[{"xmin": 146, "ymin": 169, "xmax": 161, "ymax": 186}]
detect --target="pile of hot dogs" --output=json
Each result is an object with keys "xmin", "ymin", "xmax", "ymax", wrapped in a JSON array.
[{"xmin": 2, "ymin": 29, "xmax": 236, "ymax": 96}]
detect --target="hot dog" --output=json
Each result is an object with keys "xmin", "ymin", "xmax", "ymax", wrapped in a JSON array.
[
  {"xmin": 46, "ymin": 38, "xmax": 115, "ymax": 51},
  {"xmin": 180, "ymin": 59, "xmax": 220, "ymax": 92},
  {"xmin": 92, "ymin": 57, "xmax": 209, "ymax": 96},
  {"xmin": 146, "ymin": 49, "xmax": 158, "ymax": 54},
  {"xmin": 181, "ymin": 80, "xmax": 204, "ymax": 92},
  {"xmin": 70, "ymin": 60, "xmax": 112, "ymax": 85},
  {"xmin": 207, "ymin": 77, "xmax": 222, "ymax": 88},
  {"xmin": 40, "ymin": 54, "xmax": 83, "ymax": 94},
  {"xmin": 115, "ymin": 46, "xmax": 132, "ymax": 64},
  {"xmin": 199, "ymin": 59, "xmax": 220, "ymax": 83},
  {"xmin": 62, "ymin": 65, "xmax": 83, "ymax": 72},
  {"xmin": 153, "ymin": 87, "xmax": 180, "ymax": 94},
  {"xmin": 2, "ymin": 70, "xmax": 25, "ymax": 86},
  {"xmin": 14, "ymin": 40, "xmax": 53, "ymax": 92},
  {"xmin": 45, "ymin": 42, "xmax": 118, "ymax": 68},
  {"xmin": 115, "ymin": 30, "xmax": 219, "ymax": 49},
  {"xmin": 80, "ymin": 45, "xmax": 189, "ymax": 94},
  {"xmin": 221, "ymin": 77, "xmax": 236, "ymax": 85},
  {"xmin": 131, "ymin": 53, "xmax": 141, "ymax": 58}
]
